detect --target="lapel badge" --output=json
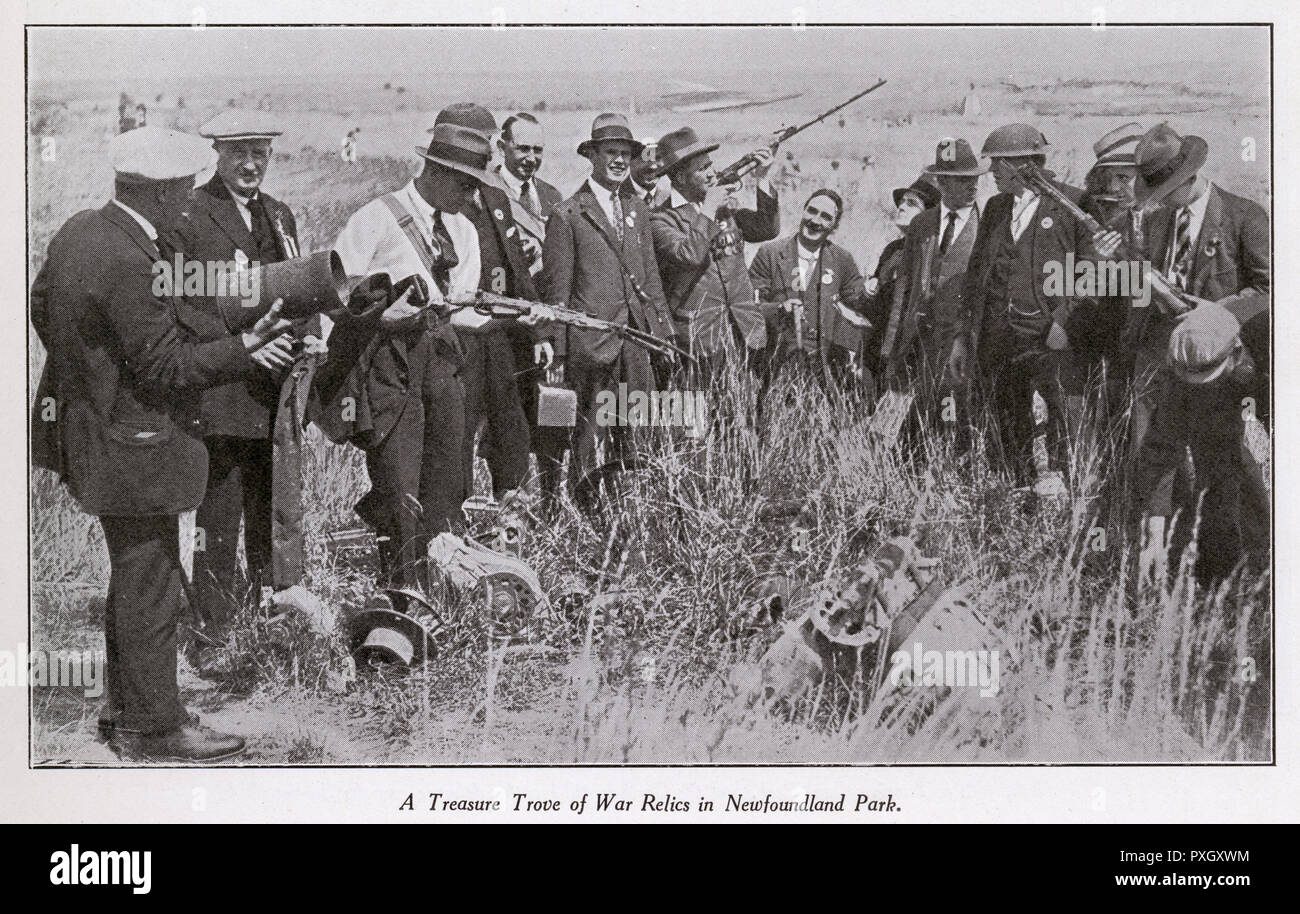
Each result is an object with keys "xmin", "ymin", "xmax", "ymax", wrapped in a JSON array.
[
  {"xmin": 822, "ymin": 268, "xmax": 835, "ymax": 285},
  {"xmin": 493, "ymin": 208, "xmax": 505, "ymax": 220},
  {"xmin": 1204, "ymin": 233, "xmax": 1220, "ymax": 258},
  {"xmin": 506, "ymin": 226, "xmax": 516, "ymax": 238},
  {"xmin": 1040, "ymin": 215, "xmax": 1053, "ymax": 230},
  {"xmin": 625, "ymin": 214, "xmax": 636, "ymax": 229}
]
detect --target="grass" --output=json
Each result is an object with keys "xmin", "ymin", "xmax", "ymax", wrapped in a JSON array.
[{"xmin": 27, "ymin": 85, "xmax": 1270, "ymax": 765}]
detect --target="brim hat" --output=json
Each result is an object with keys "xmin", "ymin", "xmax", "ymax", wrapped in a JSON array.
[
  {"xmin": 923, "ymin": 137, "xmax": 988, "ymax": 177},
  {"xmin": 892, "ymin": 176, "xmax": 941, "ymax": 210},
  {"xmin": 656, "ymin": 126, "xmax": 720, "ymax": 174},
  {"xmin": 416, "ymin": 122, "xmax": 493, "ymax": 184},
  {"xmin": 1135, "ymin": 123, "xmax": 1209, "ymax": 208},
  {"xmin": 110, "ymin": 126, "xmax": 216, "ymax": 183},
  {"xmin": 1093, "ymin": 121, "xmax": 1143, "ymax": 168},
  {"xmin": 577, "ymin": 112, "xmax": 645, "ymax": 157},
  {"xmin": 432, "ymin": 102, "xmax": 498, "ymax": 138},
  {"xmin": 1167, "ymin": 302, "xmax": 1242, "ymax": 384},
  {"xmin": 199, "ymin": 109, "xmax": 282, "ymax": 143}
]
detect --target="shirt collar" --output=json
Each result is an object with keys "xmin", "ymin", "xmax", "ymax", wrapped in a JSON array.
[
  {"xmin": 669, "ymin": 186, "xmax": 699, "ymax": 213},
  {"xmin": 1184, "ymin": 184, "xmax": 1211, "ymax": 220},
  {"xmin": 498, "ymin": 165, "xmax": 527, "ymax": 198},
  {"xmin": 221, "ymin": 178, "xmax": 258, "ymax": 208},
  {"xmin": 112, "ymin": 199, "xmax": 157, "ymax": 241},
  {"xmin": 940, "ymin": 201, "xmax": 974, "ymax": 225},
  {"xmin": 403, "ymin": 179, "xmax": 438, "ymax": 224},
  {"xmin": 796, "ymin": 239, "xmax": 820, "ymax": 261}
]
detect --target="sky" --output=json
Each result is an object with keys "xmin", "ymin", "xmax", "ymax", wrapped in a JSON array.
[{"xmin": 27, "ymin": 24, "xmax": 1269, "ymax": 84}]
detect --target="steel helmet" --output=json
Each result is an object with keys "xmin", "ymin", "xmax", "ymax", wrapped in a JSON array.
[{"xmin": 981, "ymin": 123, "xmax": 1049, "ymax": 158}]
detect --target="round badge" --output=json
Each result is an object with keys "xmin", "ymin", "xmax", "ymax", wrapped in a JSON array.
[
  {"xmin": 625, "ymin": 215, "xmax": 636, "ymax": 228},
  {"xmin": 1040, "ymin": 216, "xmax": 1053, "ymax": 230},
  {"xmin": 493, "ymin": 208, "xmax": 505, "ymax": 220},
  {"xmin": 506, "ymin": 226, "xmax": 516, "ymax": 238},
  {"xmin": 821, "ymin": 268, "xmax": 835, "ymax": 285}
]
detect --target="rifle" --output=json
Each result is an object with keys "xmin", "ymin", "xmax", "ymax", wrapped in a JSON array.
[
  {"xmin": 711, "ymin": 79, "xmax": 888, "ymax": 186},
  {"xmin": 465, "ymin": 290, "xmax": 695, "ymax": 365},
  {"xmin": 1013, "ymin": 161, "xmax": 1197, "ymax": 316}
]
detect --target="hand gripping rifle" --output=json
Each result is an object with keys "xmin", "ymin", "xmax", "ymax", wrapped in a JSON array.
[
  {"xmin": 1013, "ymin": 161, "xmax": 1197, "ymax": 316},
  {"xmin": 711, "ymin": 79, "xmax": 888, "ymax": 186},
  {"xmin": 467, "ymin": 290, "xmax": 695, "ymax": 365}
]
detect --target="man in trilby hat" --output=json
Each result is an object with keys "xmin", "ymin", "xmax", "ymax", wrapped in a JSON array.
[
  {"xmin": 30, "ymin": 126, "xmax": 298, "ymax": 761},
  {"xmin": 650, "ymin": 126, "xmax": 779, "ymax": 383},
  {"xmin": 539, "ymin": 113, "xmax": 673, "ymax": 507},
  {"xmin": 167, "ymin": 109, "xmax": 319, "ymax": 635},
  {"xmin": 322, "ymin": 113, "xmax": 490, "ymax": 589},
  {"xmin": 1128, "ymin": 122, "xmax": 1269, "ymax": 584}
]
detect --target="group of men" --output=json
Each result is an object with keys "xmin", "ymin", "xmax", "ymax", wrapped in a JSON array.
[{"xmin": 30, "ymin": 98, "xmax": 1268, "ymax": 761}]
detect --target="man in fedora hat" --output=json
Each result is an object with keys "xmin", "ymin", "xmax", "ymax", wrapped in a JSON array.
[
  {"xmin": 167, "ymin": 109, "xmax": 321, "ymax": 635},
  {"xmin": 1128, "ymin": 122, "xmax": 1269, "ymax": 584},
  {"xmin": 650, "ymin": 126, "xmax": 779, "ymax": 381},
  {"xmin": 539, "ymin": 112, "xmax": 673, "ymax": 506},
  {"xmin": 30, "ymin": 127, "xmax": 298, "ymax": 760},
  {"xmin": 323, "ymin": 113, "xmax": 491, "ymax": 589},
  {"xmin": 880, "ymin": 139, "xmax": 986, "ymax": 420},
  {"xmin": 947, "ymin": 123, "xmax": 1108, "ymax": 496},
  {"xmin": 750, "ymin": 188, "xmax": 870, "ymax": 391}
]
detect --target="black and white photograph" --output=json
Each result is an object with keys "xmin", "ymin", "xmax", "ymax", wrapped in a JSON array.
[{"xmin": 11, "ymin": 6, "xmax": 1282, "ymax": 795}]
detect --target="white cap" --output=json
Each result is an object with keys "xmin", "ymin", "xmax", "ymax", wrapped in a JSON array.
[
  {"xmin": 110, "ymin": 126, "xmax": 216, "ymax": 183},
  {"xmin": 199, "ymin": 109, "xmax": 283, "ymax": 142}
]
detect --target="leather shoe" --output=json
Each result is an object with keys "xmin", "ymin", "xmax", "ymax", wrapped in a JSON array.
[{"xmin": 108, "ymin": 723, "xmax": 246, "ymax": 763}]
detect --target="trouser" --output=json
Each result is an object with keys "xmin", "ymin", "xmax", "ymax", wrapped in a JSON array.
[
  {"xmin": 889, "ymin": 331, "xmax": 970, "ymax": 449},
  {"xmin": 1133, "ymin": 372, "xmax": 1266, "ymax": 582},
  {"xmin": 358, "ymin": 355, "xmax": 466, "ymax": 589},
  {"xmin": 194, "ymin": 435, "xmax": 272, "ymax": 631},
  {"xmin": 978, "ymin": 344, "xmax": 1084, "ymax": 484},
  {"xmin": 460, "ymin": 328, "xmax": 531, "ymax": 498},
  {"xmin": 98, "ymin": 514, "xmax": 191, "ymax": 735},
  {"xmin": 566, "ymin": 346, "xmax": 651, "ymax": 506}
]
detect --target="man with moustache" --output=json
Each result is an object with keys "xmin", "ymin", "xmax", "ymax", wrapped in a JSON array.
[
  {"xmin": 750, "ymin": 188, "xmax": 870, "ymax": 391},
  {"xmin": 490, "ymin": 111, "xmax": 569, "ymax": 512},
  {"xmin": 540, "ymin": 113, "xmax": 673, "ymax": 506},
  {"xmin": 322, "ymin": 114, "xmax": 489, "ymax": 590},
  {"xmin": 650, "ymin": 127, "xmax": 779, "ymax": 385},
  {"xmin": 946, "ymin": 123, "xmax": 1109, "ymax": 496},
  {"xmin": 167, "ymin": 110, "xmax": 319, "ymax": 634},
  {"xmin": 30, "ymin": 127, "xmax": 300, "ymax": 760},
  {"xmin": 880, "ymin": 139, "xmax": 986, "ymax": 421},
  {"xmin": 629, "ymin": 141, "xmax": 670, "ymax": 209}
]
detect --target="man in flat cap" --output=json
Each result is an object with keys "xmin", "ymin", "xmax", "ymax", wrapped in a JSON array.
[
  {"xmin": 167, "ymin": 110, "xmax": 318, "ymax": 635},
  {"xmin": 322, "ymin": 114, "xmax": 489, "ymax": 591},
  {"xmin": 540, "ymin": 113, "xmax": 674, "ymax": 506},
  {"xmin": 30, "ymin": 127, "xmax": 296, "ymax": 761},
  {"xmin": 650, "ymin": 127, "xmax": 779, "ymax": 387},
  {"xmin": 1129, "ymin": 123, "xmax": 1269, "ymax": 584}
]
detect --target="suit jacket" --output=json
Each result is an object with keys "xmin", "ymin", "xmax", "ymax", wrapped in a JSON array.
[
  {"xmin": 167, "ymin": 174, "xmax": 303, "ymax": 438},
  {"xmin": 651, "ymin": 188, "xmax": 778, "ymax": 356},
  {"xmin": 749, "ymin": 236, "xmax": 868, "ymax": 357},
  {"xmin": 884, "ymin": 203, "xmax": 980, "ymax": 372},
  {"xmin": 957, "ymin": 181, "xmax": 1093, "ymax": 357},
  {"xmin": 539, "ymin": 181, "xmax": 672, "ymax": 366},
  {"xmin": 488, "ymin": 166, "xmax": 562, "ymax": 254},
  {"xmin": 31, "ymin": 203, "xmax": 254, "ymax": 517},
  {"xmin": 474, "ymin": 182, "xmax": 540, "ymax": 301},
  {"xmin": 1128, "ymin": 183, "xmax": 1269, "ymax": 359}
]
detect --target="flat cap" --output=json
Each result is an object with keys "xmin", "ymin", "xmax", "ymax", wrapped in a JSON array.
[
  {"xmin": 1167, "ymin": 302, "xmax": 1241, "ymax": 384},
  {"xmin": 199, "ymin": 109, "xmax": 283, "ymax": 142},
  {"xmin": 110, "ymin": 126, "xmax": 216, "ymax": 183}
]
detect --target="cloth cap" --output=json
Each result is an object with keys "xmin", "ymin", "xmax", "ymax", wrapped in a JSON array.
[
  {"xmin": 1167, "ymin": 302, "xmax": 1242, "ymax": 384},
  {"xmin": 199, "ymin": 109, "xmax": 283, "ymax": 142},
  {"xmin": 110, "ymin": 126, "xmax": 216, "ymax": 183}
]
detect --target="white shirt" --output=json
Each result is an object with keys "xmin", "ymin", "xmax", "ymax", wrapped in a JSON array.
[
  {"xmin": 222, "ymin": 179, "xmax": 260, "ymax": 232},
  {"xmin": 669, "ymin": 186, "xmax": 701, "ymax": 215},
  {"xmin": 1009, "ymin": 189, "xmax": 1040, "ymax": 243},
  {"xmin": 497, "ymin": 165, "xmax": 540, "ymax": 214},
  {"xmin": 584, "ymin": 179, "xmax": 624, "ymax": 229},
  {"xmin": 794, "ymin": 240, "xmax": 821, "ymax": 292},
  {"xmin": 1168, "ymin": 184, "xmax": 1212, "ymax": 273},
  {"xmin": 937, "ymin": 201, "xmax": 976, "ymax": 246},
  {"xmin": 112, "ymin": 199, "xmax": 158, "ymax": 244},
  {"xmin": 333, "ymin": 179, "xmax": 481, "ymax": 306}
]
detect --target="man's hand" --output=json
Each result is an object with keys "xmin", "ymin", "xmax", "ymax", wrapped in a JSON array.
[
  {"xmin": 242, "ymin": 297, "xmax": 292, "ymax": 352},
  {"xmin": 250, "ymin": 332, "xmax": 296, "ymax": 373},
  {"xmin": 300, "ymin": 334, "xmax": 328, "ymax": 357},
  {"xmin": 1091, "ymin": 228, "xmax": 1124, "ymax": 259},
  {"xmin": 705, "ymin": 181, "xmax": 740, "ymax": 219},
  {"xmin": 518, "ymin": 303, "xmax": 557, "ymax": 331},
  {"xmin": 534, "ymin": 340, "xmax": 554, "ymax": 368},
  {"xmin": 750, "ymin": 146, "xmax": 775, "ymax": 181},
  {"xmin": 545, "ymin": 358, "xmax": 564, "ymax": 385},
  {"xmin": 378, "ymin": 285, "xmax": 424, "ymax": 333},
  {"xmin": 520, "ymin": 235, "xmax": 542, "ymax": 264},
  {"xmin": 865, "ymin": 276, "xmax": 880, "ymax": 297},
  {"xmin": 1046, "ymin": 322, "xmax": 1069, "ymax": 351},
  {"xmin": 779, "ymin": 297, "xmax": 803, "ymax": 315},
  {"xmin": 1138, "ymin": 516, "xmax": 1169, "ymax": 589},
  {"xmin": 946, "ymin": 336, "xmax": 970, "ymax": 383}
]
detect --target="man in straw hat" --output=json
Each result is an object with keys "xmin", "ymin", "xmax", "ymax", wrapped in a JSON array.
[
  {"xmin": 880, "ymin": 139, "xmax": 985, "ymax": 412},
  {"xmin": 324, "ymin": 112, "xmax": 492, "ymax": 590},
  {"xmin": 167, "ymin": 109, "xmax": 320, "ymax": 636},
  {"xmin": 947, "ymin": 123, "xmax": 1109, "ymax": 497},
  {"xmin": 30, "ymin": 126, "xmax": 300, "ymax": 761},
  {"xmin": 539, "ymin": 112, "xmax": 673, "ymax": 506},
  {"xmin": 650, "ymin": 126, "xmax": 779, "ymax": 382},
  {"xmin": 1128, "ymin": 122, "xmax": 1268, "ymax": 584}
]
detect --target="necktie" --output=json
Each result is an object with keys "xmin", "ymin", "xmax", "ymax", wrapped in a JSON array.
[
  {"xmin": 429, "ymin": 211, "xmax": 457, "ymax": 296},
  {"xmin": 611, "ymin": 190, "xmax": 625, "ymax": 244},
  {"xmin": 518, "ymin": 178, "xmax": 537, "ymax": 218},
  {"xmin": 247, "ymin": 194, "xmax": 281, "ymax": 263},
  {"xmin": 1170, "ymin": 207, "xmax": 1192, "ymax": 290},
  {"xmin": 939, "ymin": 210, "xmax": 959, "ymax": 255}
]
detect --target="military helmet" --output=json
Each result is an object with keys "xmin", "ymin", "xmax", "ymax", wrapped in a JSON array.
[{"xmin": 981, "ymin": 123, "xmax": 1049, "ymax": 158}]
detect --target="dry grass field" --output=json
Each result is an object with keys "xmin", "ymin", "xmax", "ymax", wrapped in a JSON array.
[{"xmin": 26, "ymin": 55, "xmax": 1271, "ymax": 765}]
